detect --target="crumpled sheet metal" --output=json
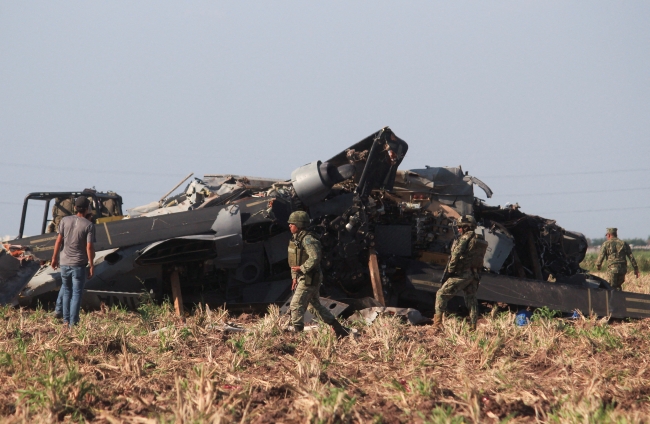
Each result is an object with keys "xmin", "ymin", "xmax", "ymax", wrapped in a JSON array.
[
  {"xmin": 209, "ymin": 323, "xmax": 247, "ymax": 333},
  {"xmin": 353, "ymin": 307, "xmax": 431, "ymax": 326},
  {"xmin": 0, "ymin": 251, "xmax": 40, "ymax": 306}
]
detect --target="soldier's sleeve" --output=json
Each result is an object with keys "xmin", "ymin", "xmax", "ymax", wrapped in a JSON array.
[
  {"xmin": 447, "ymin": 234, "xmax": 470, "ymax": 274},
  {"xmin": 300, "ymin": 235, "xmax": 322, "ymax": 274},
  {"xmin": 625, "ymin": 243, "xmax": 639, "ymax": 270},
  {"xmin": 595, "ymin": 242, "xmax": 607, "ymax": 267}
]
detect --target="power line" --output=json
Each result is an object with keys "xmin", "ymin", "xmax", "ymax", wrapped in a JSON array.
[
  {"xmin": 0, "ymin": 162, "xmax": 186, "ymax": 178},
  {"xmin": 0, "ymin": 179, "xmax": 168, "ymax": 197},
  {"xmin": 498, "ymin": 186, "xmax": 650, "ymax": 197},
  {"xmin": 536, "ymin": 206, "xmax": 650, "ymax": 215},
  {"xmin": 482, "ymin": 167, "xmax": 650, "ymax": 179}
]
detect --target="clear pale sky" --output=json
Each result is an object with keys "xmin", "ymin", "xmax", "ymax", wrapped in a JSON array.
[{"xmin": 2, "ymin": 2, "xmax": 649, "ymax": 241}]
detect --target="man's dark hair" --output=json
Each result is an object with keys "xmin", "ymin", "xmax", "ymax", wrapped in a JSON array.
[{"xmin": 74, "ymin": 197, "xmax": 90, "ymax": 214}]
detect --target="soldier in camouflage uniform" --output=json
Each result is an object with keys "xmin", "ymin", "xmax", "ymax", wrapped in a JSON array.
[
  {"xmin": 287, "ymin": 211, "xmax": 350, "ymax": 337},
  {"xmin": 433, "ymin": 215, "xmax": 488, "ymax": 331},
  {"xmin": 596, "ymin": 228, "xmax": 639, "ymax": 290}
]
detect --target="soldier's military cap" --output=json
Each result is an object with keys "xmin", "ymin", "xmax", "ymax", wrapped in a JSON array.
[{"xmin": 606, "ymin": 228, "xmax": 617, "ymax": 235}]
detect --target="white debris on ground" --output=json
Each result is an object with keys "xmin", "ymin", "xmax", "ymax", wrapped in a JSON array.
[{"xmin": 352, "ymin": 307, "xmax": 431, "ymax": 326}]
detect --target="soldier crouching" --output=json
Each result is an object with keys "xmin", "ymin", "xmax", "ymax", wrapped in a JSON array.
[
  {"xmin": 287, "ymin": 211, "xmax": 350, "ymax": 338},
  {"xmin": 434, "ymin": 215, "xmax": 488, "ymax": 331}
]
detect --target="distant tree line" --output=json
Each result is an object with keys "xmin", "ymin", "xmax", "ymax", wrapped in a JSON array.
[{"xmin": 587, "ymin": 237, "xmax": 650, "ymax": 247}]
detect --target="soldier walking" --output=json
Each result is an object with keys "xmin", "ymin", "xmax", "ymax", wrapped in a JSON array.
[
  {"xmin": 596, "ymin": 228, "xmax": 639, "ymax": 290},
  {"xmin": 287, "ymin": 211, "xmax": 350, "ymax": 338},
  {"xmin": 433, "ymin": 215, "xmax": 488, "ymax": 331}
]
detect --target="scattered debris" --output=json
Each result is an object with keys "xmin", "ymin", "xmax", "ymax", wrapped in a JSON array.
[
  {"xmin": 353, "ymin": 307, "xmax": 431, "ymax": 325},
  {"xmin": 208, "ymin": 323, "xmax": 247, "ymax": 333},
  {"xmin": 515, "ymin": 310, "xmax": 532, "ymax": 326}
]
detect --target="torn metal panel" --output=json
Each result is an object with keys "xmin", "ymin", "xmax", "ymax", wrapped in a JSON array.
[
  {"xmin": 467, "ymin": 176, "xmax": 493, "ymax": 198},
  {"xmin": 280, "ymin": 297, "xmax": 349, "ymax": 324},
  {"xmin": 0, "ymin": 248, "xmax": 22, "ymax": 282},
  {"xmin": 89, "ymin": 245, "xmax": 161, "ymax": 294},
  {"xmin": 352, "ymin": 307, "xmax": 430, "ymax": 325},
  {"xmin": 475, "ymin": 225, "xmax": 515, "ymax": 272},
  {"xmin": 263, "ymin": 232, "xmax": 292, "ymax": 265},
  {"xmin": 0, "ymin": 252, "xmax": 40, "ymax": 305},
  {"xmin": 18, "ymin": 247, "xmax": 144, "ymax": 305},
  {"xmin": 397, "ymin": 167, "xmax": 473, "ymax": 196},
  {"xmin": 212, "ymin": 205, "xmax": 243, "ymax": 268},
  {"xmin": 136, "ymin": 236, "xmax": 217, "ymax": 265}
]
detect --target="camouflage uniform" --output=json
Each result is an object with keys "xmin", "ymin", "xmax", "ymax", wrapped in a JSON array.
[
  {"xmin": 288, "ymin": 230, "xmax": 337, "ymax": 330},
  {"xmin": 435, "ymin": 230, "xmax": 485, "ymax": 325},
  {"xmin": 596, "ymin": 232, "xmax": 638, "ymax": 290}
]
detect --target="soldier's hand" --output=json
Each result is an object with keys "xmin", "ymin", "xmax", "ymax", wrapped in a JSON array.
[
  {"xmin": 291, "ymin": 279, "xmax": 297, "ymax": 290},
  {"xmin": 596, "ymin": 265, "xmax": 601, "ymax": 271},
  {"xmin": 290, "ymin": 266, "xmax": 301, "ymax": 273},
  {"xmin": 635, "ymin": 269, "xmax": 640, "ymax": 278}
]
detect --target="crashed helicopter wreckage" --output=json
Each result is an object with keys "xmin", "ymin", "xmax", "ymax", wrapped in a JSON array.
[{"xmin": 2, "ymin": 126, "xmax": 650, "ymax": 320}]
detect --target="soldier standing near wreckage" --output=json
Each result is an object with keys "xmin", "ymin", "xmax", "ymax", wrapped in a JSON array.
[
  {"xmin": 433, "ymin": 215, "xmax": 488, "ymax": 331},
  {"xmin": 596, "ymin": 228, "xmax": 639, "ymax": 290},
  {"xmin": 287, "ymin": 211, "xmax": 350, "ymax": 337}
]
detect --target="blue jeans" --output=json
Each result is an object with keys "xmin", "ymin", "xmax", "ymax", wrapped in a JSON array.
[
  {"xmin": 55, "ymin": 286, "xmax": 63, "ymax": 315},
  {"xmin": 60, "ymin": 265, "xmax": 87, "ymax": 327}
]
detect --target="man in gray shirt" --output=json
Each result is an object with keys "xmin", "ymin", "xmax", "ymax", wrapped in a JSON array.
[{"xmin": 51, "ymin": 196, "xmax": 95, "ymax": 328}]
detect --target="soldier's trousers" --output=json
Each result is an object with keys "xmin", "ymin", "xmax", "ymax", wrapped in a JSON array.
[
  {"xmin": 606, "ymin": 271, "xmax": 626, "ymax": 291},
  {"xmin": 290, "ymin": 281, "xmax": 336, "ymax": 330},
  {"xmin": 435, "ymin": 276, "xmax": 479, "ymax": 324}
]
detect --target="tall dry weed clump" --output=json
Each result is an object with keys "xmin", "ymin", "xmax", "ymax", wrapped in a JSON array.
[{"xmin": 1, "ymin": 296, "xmax": 650, "ymax": 423}]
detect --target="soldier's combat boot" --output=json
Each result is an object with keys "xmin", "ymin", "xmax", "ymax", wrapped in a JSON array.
[
  {"xmin": 432, "ymin": 313, "xmax": 443, "ymax": 332},
  {"xmin": 284, "ymin": 324, "xmax": 303, "ymax": 333},
  {"xmin": 330, "ymin": 320, "xmax": 351, "ymax": 339},
  {"xmin": 468, "ymin": 320, "xmax": 477, "ymax": 331}
]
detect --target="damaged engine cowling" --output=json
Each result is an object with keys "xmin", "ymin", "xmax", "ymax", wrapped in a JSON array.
[{"xmin": 291, "ymin": 161, "xmax": 356, "ymax": 207}]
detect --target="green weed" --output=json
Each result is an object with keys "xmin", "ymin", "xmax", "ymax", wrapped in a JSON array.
[
  {"xmin": 419, "ymin": 405, "xmax": 467, "ymax": 424},
  {"xmin": 18, "ymin": 349, "xmax": 95, "ymax": 420},
  {"xmin": 532, "ymin": 306, "xmax": 562, "ymax": 321}
]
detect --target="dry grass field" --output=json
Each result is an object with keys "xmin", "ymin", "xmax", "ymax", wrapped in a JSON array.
[
  {"xmin": 582, "ymin": 251, "xmax": 650, "ymax": 274},
  {"xmin": 1, "ymin": 275, "xmax": 650, "ymax": 423}
]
